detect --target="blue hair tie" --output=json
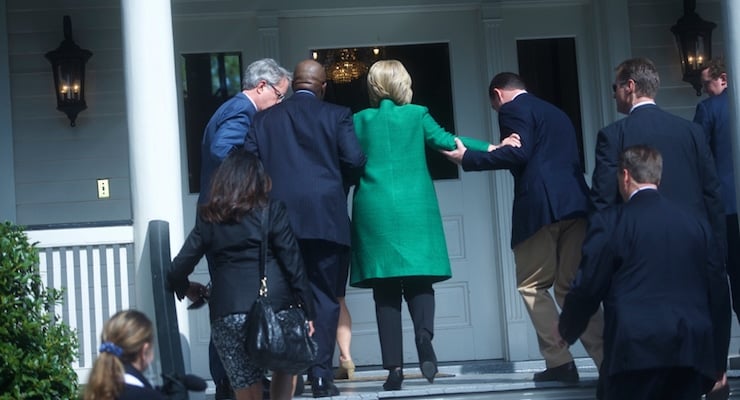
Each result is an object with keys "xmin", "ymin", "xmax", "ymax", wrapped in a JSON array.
[{"xmin": 99, "ymin": 341, "xmax": 123, "ymax": 357}]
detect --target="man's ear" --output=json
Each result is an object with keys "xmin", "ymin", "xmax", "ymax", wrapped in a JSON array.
[
  {"xmin": 720, "ymin": 72, "xmax": 728, "ymax": 86},
  {"xmin": 618, "ymin": 168, "xmax": 631, "ymax": 189},
  {"xmin": 625, "ymin": 79, "xmax": 636, "ymax": 94}
]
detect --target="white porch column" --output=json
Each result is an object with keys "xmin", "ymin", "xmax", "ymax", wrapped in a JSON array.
[
  {"xmin": 723, "ymin": 0, "xmax": 740, "ymax": 218},
  {"xmin": 120, "ymin": 0, "xmax": 187, "ymax": 355},
  {"xmin": 481, "ymin": 7, "xmax": 528, "ymax": 361},
  {"xmin": 592, "ymin": 0, "xmax": 631, "ymax": 127},
  {"xmin": 0, "ymin": 0, "xmax": 16, "ymax": 222}
]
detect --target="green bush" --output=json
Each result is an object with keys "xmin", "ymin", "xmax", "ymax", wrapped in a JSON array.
[{"xmin": 0, "ymin": 221, "xmax": 79, "ymax": 399}]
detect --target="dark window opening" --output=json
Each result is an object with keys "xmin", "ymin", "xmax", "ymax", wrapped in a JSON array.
[
  {"xmin": 182, "ymin": 52, "xmax": 243, "ymax": 193},
  {"xmin": 516, "ymin": 38, "xmax": 585, "ymax": 172}
]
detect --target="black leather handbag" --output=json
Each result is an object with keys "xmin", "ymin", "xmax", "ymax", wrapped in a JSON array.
[{"xmin": 245, "ymin": 206, "xmax": 317, "ymax": 374}]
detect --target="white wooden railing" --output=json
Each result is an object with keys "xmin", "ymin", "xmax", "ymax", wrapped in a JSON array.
[{"xmin": 26, "ymin": 225, "xmax": 135, "ymax": 382}]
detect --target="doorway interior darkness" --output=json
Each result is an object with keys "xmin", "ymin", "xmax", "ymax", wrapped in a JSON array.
[
  {"xmin": 182, "ymin": 52, "xmax": 243, "ymax": 194},
  {"xmin": 516, "ymin": 37, "xmax": 586, "ymax": 172},
  {"xmin": 314, "ymin": 43, "xmax": 460, "ymax": 180}
]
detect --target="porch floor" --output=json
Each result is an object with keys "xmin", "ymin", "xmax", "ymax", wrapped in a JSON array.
[{"xmin": 199, "ymin": 358, "xmax": 740, "ymax": 399}]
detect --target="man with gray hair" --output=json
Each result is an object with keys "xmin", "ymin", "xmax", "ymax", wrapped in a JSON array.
[
  {"xmin": 199, "ymin": 57, "xmax": 291, "ymax": 205},
  {"xmin": 196, "ymin": 57, "xmax": 291, "ymax": 399}
]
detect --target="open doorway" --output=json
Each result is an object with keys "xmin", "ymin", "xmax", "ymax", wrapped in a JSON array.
[
  {"xmin": 312, "ymin": 43, "xmax": 460, "ymax": 180},
  {"xmin": 517, "ymin": 38, "xmax": 585, "ymax": 171}
]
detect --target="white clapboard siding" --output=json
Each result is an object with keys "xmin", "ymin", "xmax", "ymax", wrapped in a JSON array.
[{"xmin": 28, "ymin": 225, "xmax": 134, "ymax": 382}]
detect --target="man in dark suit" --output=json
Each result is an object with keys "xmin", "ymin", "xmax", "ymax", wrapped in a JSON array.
[
  {"xmin": 443, "ymin": 72, "xmax": 603, "ymax": 383},
  {"xmin": 199, "ymin": 58, "xmax": 291, "ymax": 205},
  {"xmin": 590, "ymin": 57, "xmax": 725, "ymax": 250},
  {"xmin": 557, "ymin": 145, "xmax": 730, "ymax": 400},
  {"xmin": 694, "ymin": 57, "xmax": 740, "ymax": 326},
  {"xmin": 196, "ymin": 57, "xmax": 291, "ymax": 400},
  {"xmin": 245, "ymin": 59, "xmax": 367, "ymax": 398}
]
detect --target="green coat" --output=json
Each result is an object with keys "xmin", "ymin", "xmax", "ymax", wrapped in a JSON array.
[{"xmin": 349, "ymin": 99, "xmax": 490, "ymax": 288}]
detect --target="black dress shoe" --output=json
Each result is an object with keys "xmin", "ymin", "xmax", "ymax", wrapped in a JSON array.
[
  {"xmin": 311, "ymin": 377, "xmax": 339, "ymax": 398},
  {"xmin": 294, "ymin": 374, "xmax": 305, "ymax": 396},
  {"xmin": 707, "ymin": 383, "xmax": 730, "ymax": 400},
  {"xmin": 215, "ymin": 378, "xmax": 234, "ymax": 400},
  {"xmin": 262, "ymin": 375, "xmax": 271, "ymax": 399},
  {"xmin": 416, "ymin": 337, "xmax": 438, "ymax": 383},
  {"xmin": 383, "ymin": 368, "xmax": 404, "ymax": 391},
  {"xmin": 533, "ymin": 361, "xmax": 579, "ymax": 383}
]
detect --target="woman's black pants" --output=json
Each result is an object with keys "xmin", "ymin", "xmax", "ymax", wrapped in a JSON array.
[{"xmin": 372, "ymin": 277, "xmax": 435, "ymax": 369}]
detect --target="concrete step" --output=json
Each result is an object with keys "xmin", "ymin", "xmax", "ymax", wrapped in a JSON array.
[{"xmin": 195, "ymin": 358, "xmax": 740, "ymax": 399}]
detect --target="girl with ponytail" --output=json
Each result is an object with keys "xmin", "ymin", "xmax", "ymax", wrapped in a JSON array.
[{"xmin": 84, "ymin": 309, "xmax": 165, "ymax": 400}]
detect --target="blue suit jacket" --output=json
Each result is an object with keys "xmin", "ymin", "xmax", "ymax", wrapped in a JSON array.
[
  {"xmin": 559, "ymin": 189, "xmax": 730, "ymax": 380},
  {"xmin": 461, "ymin": 93, "xmax": 590, "ymax": 248},
  {"xmin": 199, "ymin": 92, "xmax": 257, "ymax": 204},
  {"xmin": 245, "ymin": 91, "xmax": 366, "ymax": 246},
  {"xmin": 590, "ymin": 104, "xmax": 726, "ymax": 252},
  {"xmin": 694, "ymin": 89, "xmax": 736, "ymax": 215}
]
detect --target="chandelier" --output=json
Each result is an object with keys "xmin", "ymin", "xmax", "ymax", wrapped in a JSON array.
[{"xmin": 313, "ymin": 47, "xmax": 381, "ymax": 84}]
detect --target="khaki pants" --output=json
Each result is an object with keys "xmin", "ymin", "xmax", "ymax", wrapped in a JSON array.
[{"xmin": 513, "ymin": 218, "xmax": 604, "ymax": 368}]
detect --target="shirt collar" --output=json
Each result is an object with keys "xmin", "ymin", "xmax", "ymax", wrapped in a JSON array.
[
  {"xmin": 629, "ymin": 100, "xmax": 656, "ymax": 113},
  {"xmin": 295, "ymin": 89, "xmax": 315, "ymax": 97},
  {"xmin": 511, "ymin": 90, "xmax": 527, "ymax": 100},
  {"xmin": 628, "ymin": 185, "xmax": 658, "ymax": 200},
  {"xmin": 242, "ymin": 91, "xmax": 258, "ymax": 110}
]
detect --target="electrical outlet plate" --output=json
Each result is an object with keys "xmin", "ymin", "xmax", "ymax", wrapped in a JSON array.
[{"xmin": 97, "ymin": 179, "xmax": 110, "ymax": 199}]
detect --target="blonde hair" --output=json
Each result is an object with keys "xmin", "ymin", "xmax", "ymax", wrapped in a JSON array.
[
  {"xmin": 367, "ymin": 59, "xmax": 413, "ymax": 107},
  {"xmin": 84, "ymin": 310, "xmax": 155, "ymax": 400}
]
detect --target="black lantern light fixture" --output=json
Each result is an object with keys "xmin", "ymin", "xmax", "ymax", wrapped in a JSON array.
[
  {"xmin": 670, "ymin": 0, "xmax": 716, "ymax": 96},
  {"xmin": 45, "ymin": 16, "xmax": 92, "ymax": 126}
]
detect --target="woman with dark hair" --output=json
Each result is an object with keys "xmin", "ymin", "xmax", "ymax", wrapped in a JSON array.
[
  {"xmin": 84, "ymin": 309, "xmax": 166, "ymax": 400},
  {"xmin": 168, "ymin": 149, "xmax": 315, "ymax": 400}
]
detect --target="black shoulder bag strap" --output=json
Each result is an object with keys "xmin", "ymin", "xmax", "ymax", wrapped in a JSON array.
[{"xmin": 258, "ymin": 205, "xmax": 269, "ymax": 297}]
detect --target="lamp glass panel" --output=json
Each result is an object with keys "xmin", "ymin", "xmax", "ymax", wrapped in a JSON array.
[{"xmin": 56, "ymin": 62, "xmax": 83, "ymax": 102}]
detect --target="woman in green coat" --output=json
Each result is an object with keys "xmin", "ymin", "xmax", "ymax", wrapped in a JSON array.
[{"xmin": 350, "ymin": 60, "xmax": 516, "ymax": 391}]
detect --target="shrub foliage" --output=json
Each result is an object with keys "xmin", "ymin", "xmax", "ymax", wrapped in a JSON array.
[{"xmin": 0, "ymin": 221, "xmax": 79, "ymax": 399}]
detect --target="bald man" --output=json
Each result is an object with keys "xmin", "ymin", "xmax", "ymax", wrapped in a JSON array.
[{"xmin": 245, "ymin": 60, "xmax": 367, "ymax": 398}]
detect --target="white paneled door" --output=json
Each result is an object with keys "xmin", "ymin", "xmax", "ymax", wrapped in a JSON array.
[{"xmin": 177, "ymin": 1, "xmax": 607, "ymax": 376}]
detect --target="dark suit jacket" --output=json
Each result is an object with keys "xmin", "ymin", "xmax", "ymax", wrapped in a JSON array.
[
  {"xmin": 118, "ymin": 364, "xmax": 167, "ymax": 400},
  {"xmin": 559, "ymin": 189, "xmax": 730, "ymax": 381},
  {"xmin": 461, "ymin": 92, "xmax": 590, "ymax": 248},
  {"xmin": 199, "ymin": 92, "xmax": 257, "ymax": 204},
  {"xmin": 168, "ymin": 200, "xmax": 316, "ymax": 321},
  {"xmin": 590, "ymin": 104, "xmax": 725, "ymax": 249},
  {"xmin": 245, "ymin": 91, "xmax": 367, "ymax": 246},
  {"xmin": 694, "ymin": 89, "xmax": 736, "ymax": 215}
]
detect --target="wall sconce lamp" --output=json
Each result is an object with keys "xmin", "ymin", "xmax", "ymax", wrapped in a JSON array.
[
  {"xmin": 670, "ymin": 0, "xmax": 716, "ymax": 96},
  {"xmin": 45, "ymin": 16, "xmax": 92, "ymax": 127}
]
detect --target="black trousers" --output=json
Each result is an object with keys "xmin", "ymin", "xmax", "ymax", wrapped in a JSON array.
[
  {"xmin": 299, "ymin": 239, "xmax": 349, "ymax": 381},
  {"xmin": 726, "ymin": 214, "xmax": 740, "ymax": 323},
  {"xmin": 372, "ymin": 277, "xmax": 435, "ymax": 369},
  {"xmin": 603, "ymin": 367, "xmax": 714, "ymax": 400}
]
